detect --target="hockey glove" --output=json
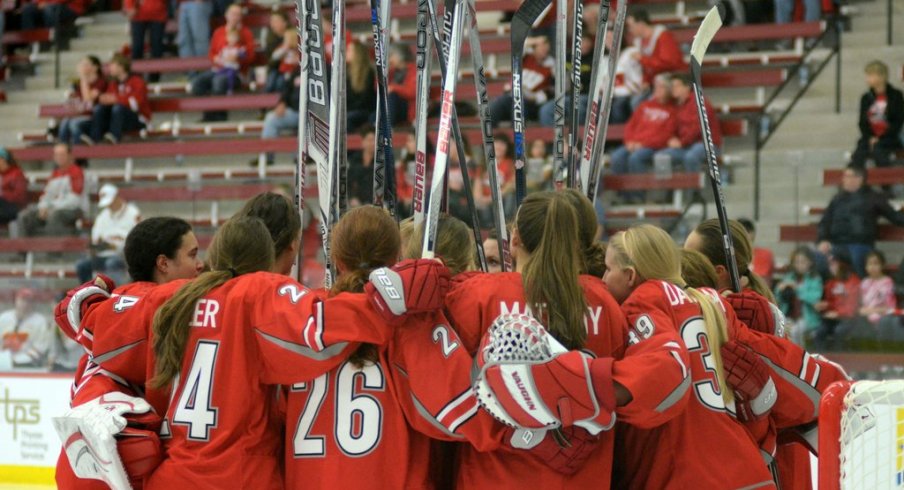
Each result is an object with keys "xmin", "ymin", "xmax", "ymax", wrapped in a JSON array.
[
  {"xmin": 474, "ymin": 314, "xmax": 616, "ymax": 434},
  {"xmin": 725, "ymin": 290, "xmax": 786, "ymax": 337},
  {"xmin": 507, "ymin": 426, "xmax": 600, "ymax": 476},
  {"xmin": 722, "ymin": 340, "xmax": 777, "ymax": 422},
  {"xmin": 365, "ymin": 259, "xmax": 451, "ymax": 324},
  {"xmin": 55, "ymin": 274, "xmax": 116, "ymax": 344}
]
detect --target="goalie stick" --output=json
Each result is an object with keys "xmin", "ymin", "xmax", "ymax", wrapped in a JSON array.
[
  {"xmin": 690, "ymin": 5, "xmax": 741, "ymax": 293},
  {"xmin": 551, "ymin": 0, "xmax": 566, "ymax": 187},
  {"xmin": 511, "ymin": 0, "xmax": 552, "ymax": 206},
  {"xmin": 566, "ymin": 0, "xmax": 583, "ymax": 188},
  {"xmin": 465, "ymin": 0, "xmax": 512, "ymax": 271},
  {"xmin": 422, "ymin": 0, "xmax": 466, "ymax": 260},
  {"xmin": 370, "ymin": 0, "xmax": 398, "ymax": 218},
  {"xmin": 293, "ymin": 0, "xmax": 309, "ymax": 283},
  {"xmin": 411, "ymin": 0, "xmax": 433, "ymax": 225},
  {"xmin": 304, "ymin": 0, "xmax": 335, "ymax": 287},
  {"xmin": 425, "ymin": 0, "xmax": 488, "ymax": 271}
]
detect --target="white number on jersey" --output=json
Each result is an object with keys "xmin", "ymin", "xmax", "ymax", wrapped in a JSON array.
[
  {"xmin": 680, "ymin": 318, "xmax": 725, "ymax": 412},
  {"xmin": 113, "ymin": 295, "xmax": 139, "ymax": 313},
  {"xmin": 170, "ymin": 341, "xmax": 220, "ymax": 440},
  {"xmin": 432, "ymin": 325, "xmax": 460, "ymax": 358},
  {"xmin": 291, "ymin": 361, "xmax": 385, "ymax": 457}
]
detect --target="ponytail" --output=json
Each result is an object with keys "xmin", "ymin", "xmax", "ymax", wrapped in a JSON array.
[
  {"xmin": 151, "ymin": 217, "xmax": 275, "ymax": 389},
  {"xmin": 692, "ymin": 219, "xmax": 776, "ymax": 303},
  {"xmin": 682, "ymin": 287, "xmax": 734, "ymax": 407},
  {"xmin": 517, "ymin": 192, "xmax": 587, "ymax": 350}
]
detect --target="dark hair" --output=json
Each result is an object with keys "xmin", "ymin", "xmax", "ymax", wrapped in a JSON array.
[
  {"xmin": 669, "ymin": 72, "xmax": 693, "ymax": 87},
  {"xmin": 493, "ymin": 131, "xmax": 514, "ymax": 159},
  {"xmin": 737, "ymin": 218, "xmax": 756, "ymax": 235},
  {"xmin": 358, "ymin": 123, "xmax": 376, "ymax": 138},
  {"xmin": 830, "ymin": 249, "xmax": 854, "ymax": 279},
  {"xmin": 235, "ymin": 192, "xmax": 301, "ymax": 259},
  {"xmin": 85, "ymin": 55, "xmax": 103, "ymax": 79},
  {"xmin": 125, "ymin": 217, "xmax": 193, "ymax": 282},
  {"xmin": 789, "ymin": 246, "xmax": 817, "ymax": 279},
  {"xmin": 270, "ymin": 9, "xmax": 289, "ymax": 23},
  {"xmin": 845, "ymin": 163, "xmax": 867, "ymax": 180},
  {"xmin": 693, "ymin": 219, "xmax": 776, "ymax": 302},
  {"xmin": 628, "ymin": 7, "xmax": 651, "ymax": 24},
  {"xmin": 110, "ymin": 53, "xmax": 131, "ymax": 74},
  {"xmin": 866, "ymin": 249, "xmax": 887, "ymax": 267}
]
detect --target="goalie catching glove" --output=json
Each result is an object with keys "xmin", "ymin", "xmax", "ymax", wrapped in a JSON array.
[
  {"xmin": 55, "ymin": 274, "xmax": 116, "ymax": 344},
  {"xmin": 473, "ymin": 314, "xmax": 616, "ymax": 434},
  {"xmin": 53, "ymin": 392, "xmax": 163, "ymax": 490},
  {"xmin": 721, "ymin": 340, "xmax": 777, "ymax": 422},
  {"xmin": 365, "ymin": 259, "xmax": 452, "ymax": 324}
]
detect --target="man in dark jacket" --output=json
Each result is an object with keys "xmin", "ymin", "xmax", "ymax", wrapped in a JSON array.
[
  {"xmin": 818, "ymin": 165, "xmax": 904, "ymax": 276},
  {"xmin": 851, "ymin": 60, "xmax": 904, "ymax": 168}
]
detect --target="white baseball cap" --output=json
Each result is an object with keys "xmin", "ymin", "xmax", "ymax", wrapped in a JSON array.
[{"xmin": 98, "ymin": 183, "xmax": 118, "ymax": 208}]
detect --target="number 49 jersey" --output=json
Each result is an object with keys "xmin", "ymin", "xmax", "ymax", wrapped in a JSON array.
[{"xmin": 284, "ymin": 308, "xmax": 507, "ymax": 490}]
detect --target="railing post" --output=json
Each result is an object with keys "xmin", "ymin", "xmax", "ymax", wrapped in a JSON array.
[
  {"xmin": 835, "ymin": 15, "xmax": 841, "ymax": 114},
  {"xmin": 754, "ymin": 118, "xmax": 762, "ymax": 221},
  {"xmin": 888, "ymin": 0, "xmax": 893, "ymax": 46}
]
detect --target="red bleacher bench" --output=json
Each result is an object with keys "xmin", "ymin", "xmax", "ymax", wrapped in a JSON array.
[
  {"xmin": 130, "ymin": 52, "xmax": 269, "ymax": 75},
  {"xmin": 672, "ymin": 20, "xmax": 824, "ymax": 44},
  {"xmin": 823, "ymin": 167, "xmax": 904, "ymax": 186},
  {"xmin": 1, "ymin": 28, "xmax": 54, "ymax": 46},
  {"xmin": 779, "ymin": 224, "xmax": 904, "ymax": 242},
  {"xmin": 39, "ymin": 93, "xmax": 280, "ymax": 119}
]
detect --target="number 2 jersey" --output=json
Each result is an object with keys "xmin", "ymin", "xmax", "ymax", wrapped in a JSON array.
[
  {"xmin": 284, "ymin": 290, "xmax": 508, "ymax": 490},
  {"xmin": 85, "ymin": 271, "xmax": 400, "ymax": 490},
  {"xmin": 444, "ymin": 272, "xmax": 692, "ymax": 490}
]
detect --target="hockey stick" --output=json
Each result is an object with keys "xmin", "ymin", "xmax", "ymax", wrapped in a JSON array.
[
  {"xmin": 690, "ymin": 6, "xmax": 741, "ymax": 293},
  {"xmin": 328, "ymin": 0, "xmax": 345, "ymax": 224},
  {"xmin": 575, "ymin": 0, "xmax": 609, "ymax": 193},
  {"xmin": 466, "ymin": 0, "xmax": 512, "ymax": 272},
  {"xmin": 370, "ymin": 0, "xmax": 398, "ymax": 218},
  {"xmin": 511, "ymin": 0, "xmax": 552, "ymax": 206},
  {"xmin": 551, "ymin": 0, "xmax": 566, "ymax": 187},
  {"xmin": 422, "ymin": 0, "xmax": 465, "ymax": 260},
  {"xmin": 293, "ymin": 0, "xmax": 309, "ymax": 283},
  {"xmin": 582, "ymin": 0, "xmax": 626, "ymax": 204},
  {"xmin": 305, "ymin": 0, "xmax": 335, "ymax": 287},
  {"xmin": 425, "ymin": 0, "xmax": 488, "ymax": 271},
  {"xmin": 566, "ymin": 0, "xmax": 583, "ymax": 188},
  {"xmin": 411, "ymin": 0, "xmax": 433, "ymax": 225}
]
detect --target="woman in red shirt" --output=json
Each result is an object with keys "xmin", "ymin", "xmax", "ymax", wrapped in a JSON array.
[
  {"xmin": 0, "ymin": 148, "xmax": 27, "ymax": 225},
  {"xmin": 58, "ymin": 55, "xmax": 107, "ymax": 146}
]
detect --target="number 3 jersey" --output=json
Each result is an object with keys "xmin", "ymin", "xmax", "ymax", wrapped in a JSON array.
[
  {"xmin": 86, "ymin": 272, "xmax": 399, "ymax": 490},
  {"xmin": 284, "ymin": 294, "xmax": 508, "ymax": 490}
]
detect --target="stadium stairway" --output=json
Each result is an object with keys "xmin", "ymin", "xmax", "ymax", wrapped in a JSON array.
[{"xmin": 721, "ymin": 0, "xmax": 904, "ymax": 268}]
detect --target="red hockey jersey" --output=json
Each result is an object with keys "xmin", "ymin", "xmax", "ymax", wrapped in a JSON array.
[
  {"xmin": 86, "ymin": 272, "xmax": 399, "ymax": 490},
  {"xmin": 444, "ymin": 272, "xmax": 689, "ymax": 489},
  {"xmin": 285, "ymin": 297, "xmax": 507, "ymax": 490},
  {"xmin": 612, "ymin": 280, "xmax": 775, "ymax": 490}
]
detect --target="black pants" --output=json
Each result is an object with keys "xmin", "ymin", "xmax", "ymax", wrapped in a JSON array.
[
  {"xmin": 91, "ymin": 104, "xmax": 145, "ymax": 142},
  {"xmin": 0, "ymin": 198, "xmax": 19, "ymax": 225},
  {"xmin": 131, "ymin": 21, "xmax": 165, "ymax": 81},
  {"xmin": 851, "ymin": 137, "xmax": 902, "ymax": 168}
]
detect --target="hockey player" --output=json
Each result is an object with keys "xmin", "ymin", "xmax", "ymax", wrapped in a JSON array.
[{"xmin": 445, "ymin": 192, "xmax": 690, "ymax": 488}]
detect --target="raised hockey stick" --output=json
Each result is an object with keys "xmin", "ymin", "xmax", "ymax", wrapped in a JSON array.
[
  {"xmin": 370, "ymin": 0, "xmax": 397, "ymax": 218},
  {"xmin": 575, "ymin": 0, "xmax": 609, "ymax": 193},
  {"xmin": 422, "ymin": 0, "xmax": 466, "ymax": 260},
  {"xmin": 582, "ymin": 1, "xmax": 626, "ymax": 204},
  {"xmin": 293, "ymin": 0, "xmax": 309, "ymax": 283},
  {"xmin": 566, "ymin": 0, "xmax": 583, "ymax": 188},
  {"xmin": 425, "ymin": 0, "xmax": 488, "ymax": 270},
  {"xmin": 466, "ymin": 0, "xmax": 512, "ymax": 272},
  {"xmin": 511, "ymin": 0, "xmax": 552, "ymax": 206},
  {"xmin": 690, "ymin": 5, "xmax": 741, "ymax": 293},
  {"xmin": 551, "ymin": 0, "xmax": 567, "ymax": 187},
  {"xmin": 411, "ymin": 0, "xmax": 433, "ymax": 225},
  {"xmin": 305, "ymin": 0, "xmax": 335, "ymax": 287}
]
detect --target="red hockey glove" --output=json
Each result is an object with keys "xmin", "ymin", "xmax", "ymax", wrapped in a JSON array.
[
  {"xmin": 55, "ymin": 274, "xmax": 115, "ymax": 344},
  {"xmin": 365, "ymin": 259, "xmax": 451, "ymax": 324},
  {"xmin": 725, "ymin": 290, "xmax": 784, "ymax": 337},
  {"xmin": 721, "ymin": 340, "xmax": 777, "ymax": 422},
  {"xmin": 474, "ymin": 314, "xmax": 616, "ymax": 433},
  {"xmin": 117, "ymin": 426, "xmax": 163, "ymax": 481},
  {"xmin": 507, "ymin": 426, "xmax": 600, "ymax": 476}
]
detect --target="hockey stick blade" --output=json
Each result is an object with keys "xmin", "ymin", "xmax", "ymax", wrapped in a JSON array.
[{"xmin": 689, "ymin": 5, "xmax": 724, "ymax": 68}]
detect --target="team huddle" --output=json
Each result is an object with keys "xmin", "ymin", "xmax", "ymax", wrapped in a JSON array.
[{"xmin": 51, "ymin": 190, "xmax": 847, "ymax": 490}]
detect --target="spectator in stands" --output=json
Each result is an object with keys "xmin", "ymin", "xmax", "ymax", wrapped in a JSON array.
[
  {"xmin": 58, "ymin": 55, "xmax": 107, "ymax": 146},
  {"xmin": 817, "ymin": 165, "xmax": 904, "ymax": 277},
  {"xmin": 489, "ymin": 35, "xmax": 554, "ymax": 125},
  {"xmin": 260, "ymin": 69, "xmax": 300, "ymax": 165},
  {"xmin": 814, "ymin": 250, "xmax": 861, "ymax": 350},
  {"xmin": 609, "ymin": 27, "xmax": 643, "ymax": 124},
  {"xmin": 347, "ymin": 40, "xmax": 377, "ymax": 132},
  {"xmin": 655, "ymin": 73, "xmax": 722, "ymax": 173},
  {"xmin": 85, "ymin": 54, "xmax": 150, "ymax": 144},
  {"xmin": 738, "ymin": 217, "xmax": 774, "ymax": 288},
  {"xmin": 263, "ymin": 10, "xmax": 291, "ymax": 93},
  {"xmin": 539, "ymin": 32, "xmax": 592, "ymax": 128},
  {"xmin": 125, "ymin": 0, "xmax": 166, "ymax": 82},
  {"xmin": 776, "ymin": 246, "xmax": 823, "ymax": 346},
  {"xmin": 387, "ymin": 43, "xmax": 417, "ymax": 126},
  {"xmin": 446, "ymin": 139, "xmax": 476, "ymax": 226},
  {"xmin": 0, "ymin": 289, "xmax": 52, "ymax": 370},
  {"xmin": 216, "ymin": 28, "xmax": 249, "ymax": 95},
  {"xmin": 75, "ymin": 183, "xmax": 141, "ymax": 284},
  {"xmin": 347, "ymin": 125, "xmax": 376, "ymax": 205},
  {"xmin": 20, "ymin": 143, "xmax": 84, "ymax": 236},
  {"xmin": 862, "ymin": 251, "xmax": 903, "ymax": 344},
  {"xmin": 0, "ymin": 148, "xmax": 27, "ymax": 226},
  {"xmin": 192, "ymin": 4, "xmax": 256, "ymax": 122},
  {"xmin": 626, "ymin": 8, "xmax": 685, "ymax": 107},
  {"xmin": 775, "ymin": 0, "xmax": 820, "ymax": 24},
  {"xmin": 851, "ymin": 61, "xmax": 904, "ymax": 169},
  {"xmin": 526, "ymin": 138, "xmax": 552, "ymax": 192},
  {"xmin": 396, "ymin": 127, "xmax": 419, "ymax": 218},
  {"xmin": 177, "ymin": 0, "xmax": 212, "ymax": 59},
  {"xmin": 20, "ymin": 0, "xmax": 86, "ymax": 31},
  {"xmin": 610, "ymin": 74, "xmax": 677, "ymax": 203}
]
